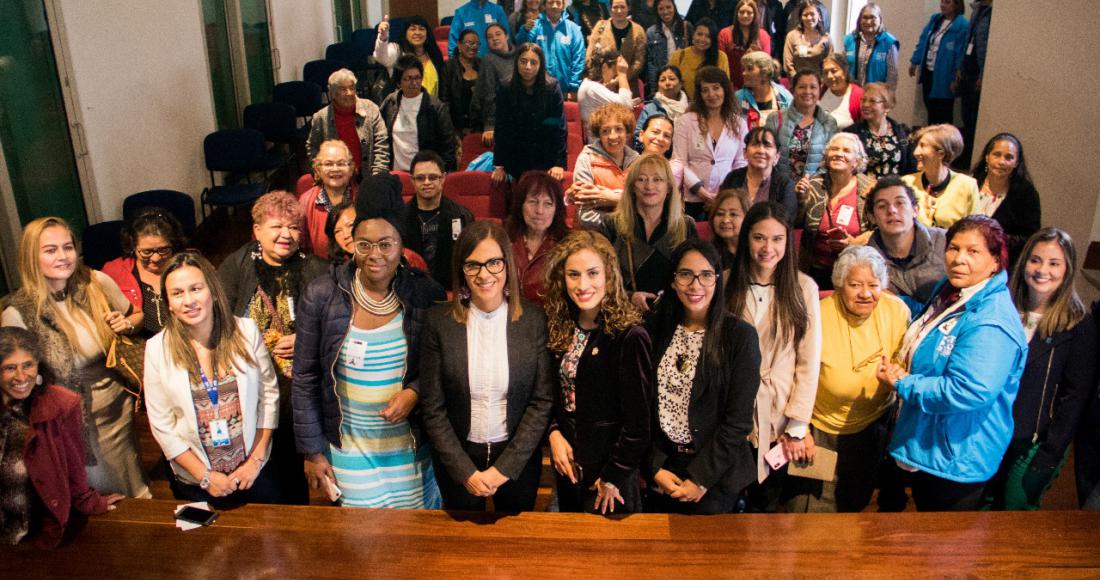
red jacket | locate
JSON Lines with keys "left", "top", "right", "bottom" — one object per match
{"left": 299, "top": 183, "right": 358, "bottom": 259}
{"left": 24, "top": 385, "right": 111, "bottom": 547}
{"left": 510, "top": 233, "right": 557, "bottom": 304}
{"left": 101, "top": 257, "right": 141, "bottom": 309}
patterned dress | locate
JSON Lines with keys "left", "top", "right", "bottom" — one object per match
{"left": 328, "top": 313, "right": 441, "bottom": 508}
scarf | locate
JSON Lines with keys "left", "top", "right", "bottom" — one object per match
{"left": 654, "top": 90, "right": 689, "bottom": 122}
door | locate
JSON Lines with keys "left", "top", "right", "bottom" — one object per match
{"left": 333, "top": 0, "right": 363, "bottom": 42}
{"left": 201, "top": 0, "right": 278, "bottom": 129}
{"left": 239, "top": 0, "right": 276, "bottom": 103}
{"left": 0, "top": 0, "right": 90, "bottom": 290}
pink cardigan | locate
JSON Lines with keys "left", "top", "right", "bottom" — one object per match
{"left": 670, "top": 113, "right": 749, "bottom": 204}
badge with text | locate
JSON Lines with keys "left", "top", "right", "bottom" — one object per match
{"left": 210, "top": 419, "right": 231, "bottom": 447}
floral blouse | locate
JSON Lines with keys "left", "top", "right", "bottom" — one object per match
{"left": 864, "top": 125, "right": 903, "bottom": 178}
{"left": 656, "top": 325, "right": 705, "bottom": 445}
{"left": 789, "top": 124, "right": 812, "bottom": 179}
{"left": 558, "top": 327, "right": 591, "bottom": 414}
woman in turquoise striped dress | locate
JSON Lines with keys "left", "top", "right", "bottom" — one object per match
{"left": 293, "top": 174, "right": 447, "bottom": 508}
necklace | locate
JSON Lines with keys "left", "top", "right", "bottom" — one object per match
{"left": 352, "top": 272, "right": 400, "bottom": 316}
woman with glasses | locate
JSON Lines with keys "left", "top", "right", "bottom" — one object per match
{"left": 543, "top": 230, "right": 652, "bottom": 514}
{"left": 300, "top": 140, "right": 358, "bottom": 260}
{"left": 644, "top": 239, "right": 760, "bottom": 514}
{"left": 844, "top": 83, "right": 915, "bottom": 179}
{"left": 293, "top": 174, "right": 445, "bottom": 508}
{"left": 419, "top": 221, "right": 553, "bottom": 511}
{"left": 784, "top": 246, "right": 910, "bottom": 512}
{"left": 102, "top": 207, "right": 187, "bottom": 338}
{"left": 440, "top": 28, "right": 483, "bottom": 136}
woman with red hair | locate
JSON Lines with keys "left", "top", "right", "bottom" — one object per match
{"left": 507, "top": 171, "right": 569, "bottom": 304}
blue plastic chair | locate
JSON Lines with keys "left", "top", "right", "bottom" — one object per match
{"left": 81, "top": 220, "right": 125, "bottom": 270}
{"left": 272, "top": 81, "right": 323, "bottom": 124}
{"left": 122, "top": 190, "right": 197, "bottom": 238}
{"left": 200, "top": 128, "right": 275, "bottom": 219}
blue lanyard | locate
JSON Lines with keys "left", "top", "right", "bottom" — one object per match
{"left": 198, "top": 367, "right": 219, "bottom": 407}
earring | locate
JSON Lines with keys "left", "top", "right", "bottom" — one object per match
{"left": 36, "top": 374, "right": 43, "bottom": 386}
{"left": 460, "top": 286, "right": 471, "bottom": 301}
{"left": 504, "top": 287, "right": 511, "bottom": 299}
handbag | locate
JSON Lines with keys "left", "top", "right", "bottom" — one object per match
{"left": 106, "top": 333, "right": 146, "bottom": 411}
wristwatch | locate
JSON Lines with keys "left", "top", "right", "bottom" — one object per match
{"left": 199, "top": 468, "right": 212, "bottom": 490}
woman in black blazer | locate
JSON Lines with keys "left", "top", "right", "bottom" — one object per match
{"left": 418, "top": 221, "right": 554, "bottom": 512}
{"left": 972, "top": 133, "right": 1041, "bottom": 269}
{"left": 644, "top": 239, "right": 761, "bottom": 514}
{"left": 543, "top": 229, "right": 653, "bottom": 514}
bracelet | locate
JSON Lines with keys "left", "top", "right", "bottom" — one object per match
{"left": 125, "top": 319, "right": 135, "bottom": 333}
{"left": 249, "top": 456, "right": 265, "bottom": 465}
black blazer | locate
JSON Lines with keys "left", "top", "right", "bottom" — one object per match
{"left": 402, "top": 196, "right": 474, "bottom": 290}
{"left": 552, "top": 324, "right": 653, "bottom": 489}
{"left": 646, "top": 314, "right": 761, "bottom": 496}
{"left": 720, "top": 167, "right": 798, "bottom": 220}
{"left": 418, "top": 302, "right": 554, "bottom": 484}
{"left": 990, "top": 179, "right": 1041, "bottom": 268}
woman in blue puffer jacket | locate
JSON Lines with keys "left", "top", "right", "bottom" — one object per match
{"left": 879, "top": 215, "right": 1027, "bottom": 511}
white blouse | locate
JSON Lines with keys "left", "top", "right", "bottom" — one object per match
{"left": 466, "top": 302, "right": 510, "bottom": 443}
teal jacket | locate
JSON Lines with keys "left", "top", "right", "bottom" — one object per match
{"left": 764, "top": 104, "right": 837, "bottom": 181}
{"left": 843, "top": 30, "right": 898, "bottom": 85}
{"left": 515, "top": 13, "right": 586, "bottom": 93}
{"left": 888, "top": 271, "right": 1028, "bottom": 483}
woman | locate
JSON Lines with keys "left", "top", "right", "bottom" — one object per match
{"left": 980, "top": 229, "right": 1098, "bottom": 510}
{"left": 508, "top": 170, "right": 569, "bottom": 303}
{"left": 585, "top": 0, "right": 647, "bottom": 97}
{"left": 630, "top": 0, "right": 659, "bottom": 31}
{"left": 908, "top": 0, "right": 968, "bottom": 126}
{"left": 880, "top": 216, "right": 1027, "bottom": 511}
{"left": 635, "top": 65, "right": 689, "bottom": 150}
{"left": 439, "top": 28, "right": 482, "bottom": 136}
{"left": 799, "top": 133, "right": 876, "bottom": 289}
{"left": 735, "top": 50, "right": 792, "bottom": 129}
{"left": 644, "top": 0, "right": 691, "bottom": 98}
{"left": 472, "top": 22, "right": 515, "bottom": 148}
{"left": 577, "top": 50, "right": 634, "bottom": 135}
{"left": 570, "top": 103, "right": 639, "bottom": 215}
{"left": 784, "top": 246, "right": 910, "bottom": 513}
{"left": 380, "top": 54, "right": 458, "bottom": 172}
{"left": 144, "top": 253, "right": 280, "bottom": 505}
{"left": 293, "top": 175, "right": 444, "bottom": 508}
{"left": 669, "top": 18, "right": 729, "bottom": 101}
{"left": 783, "top": 0, "right": 832, "bottom": 78}
{"left": 101, "top": 207, "right": 186, "bottom": 338}
{"left": 2, "top": 217, "right": 150, "bottom": 499}
{"left": 765, "top": 69, "right": 838, "bottom": 184}
{"left": 637, "top": 113, "right": 676, "bottom": 158}
{"left": 685, "top": 0, "right": 732, "bottom": 29}
{"left": 843, "top": 2, "right": 899, "bottom": 88}
{"left": 720, "top": 126, "right": 798, "bottom": 219}
{"left": 324, "top": 199, "right": 357, "bottom": 264}
{"left": 0, "top": 327, "right": 124, "bottom": 547}
{"left": 819, "top": 53, "right": 863, "bottom": 130}
{"left": 299, "top": 139, "right": 358, "bottom": 259}
{"left": 567, "top": 0, "right": 610, "bottom": 40}
{"left": 645, "top": 239, "right": 760, "bottom": 513}
{"left": 709, "top": 187, "right": 753, "bottom": 273}
{"left": 217, "top": 191, "right": 327, "bottom": 504}
{"left": 670, "top": 65, "right": 748, "bottom": 220}
{"left": 581, "top": 154, "right": 698, "bottom": 312}
{"left": 492, "top": 43, "right": 567, "bottom": 183}
{"left": 374, "top": 15, "right": 446, "bottom": 96}
{"left": 509, "top": 0, "right": 543, "bottom": 42}
{"left": 972, "top": 133, "right": 1041, "bottom": 268}
{"left": 419, "top": 221, "right": 554, "bottom": 511}
{"left": 725, "top": 202, "right": 821, "bottom": 510}
{"left": 844, "top": 83, "right": 916, "bottom": 178}
{"left": 718, "top": 0, "right": 771, "bottom": 89}
{"left": 902, "top": 124, "right": 980, "bottom": 229}
{"left": 543, "top": 230, "right": 651, "bottom": 514}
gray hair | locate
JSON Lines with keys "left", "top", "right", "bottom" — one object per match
{"left": 740, "top": 51, "right": 778, "bottom": 82}
{"left": 825, "top": 132, "right": 869, "bottom": 174}
{"left": 831, "top": 245, "right": 889, "bottom": 290}
{"left": 328, "top": 68, "right": 358, "bottom": 94}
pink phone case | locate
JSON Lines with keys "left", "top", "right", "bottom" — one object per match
{"left": 764, "top": 444, "right": 789, "bottom": 470}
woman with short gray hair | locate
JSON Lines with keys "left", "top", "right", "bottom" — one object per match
{"left": 734, "top": 51, "right": 791, "bottom": 129}
{"left": 784, "top": 245, "right": 911, "bottom": 512}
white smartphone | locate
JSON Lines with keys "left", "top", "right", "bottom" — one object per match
{"left": 324, "top": 475, "right": 342, "bottom": 502}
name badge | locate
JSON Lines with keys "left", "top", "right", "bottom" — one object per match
{"left": 798, "top": 44, "right": 809, "bottom": 57}
{"left": 210, "top": 419, "right": 231, "bottom": 447}
{"left": 966, "top": 41, "right": 974, "bottom": 56}
{"left": 938, "top": 318, "right": 958, "bottom": 335}
{"left": 452, "top": 218, "right": 463, "bottom": 240}
{"left": 484, "top": 14, "right": 493, "bottom": 23}
{"left": 465, "top": 21, "right": 475, "bottom": 27}
{"left": 345, "top": 339, "right": 370, "bottom": 368}
{"left": 561, "top": 34, "right": 572, "bottom": 45}
{"left": 835, "top": 205, "right": 855, "bottom": 227}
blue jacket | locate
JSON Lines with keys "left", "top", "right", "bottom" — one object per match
{"left": 910, "top": 13, "right": 969, "bottom": 99}
{"left": 449, "top": 0, "right": 510, "bottom": 57}
{"left": 764, "top": 104, "right": 837, "bottom": 181}
{"left": 888, "top": 271, "right": 1028, "bottom": 483}
{"left": 843, "top": 30, "right": 898, "bottom": 85}
{"left": 515, "top": 13, "right": 586, "bottom": 93}
{"left": 735, "top": 82, "right": 792, "bottom": 129}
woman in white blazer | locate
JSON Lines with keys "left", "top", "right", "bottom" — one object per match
{"left": 144, "top": 252, "right": 281, "bottom": 505}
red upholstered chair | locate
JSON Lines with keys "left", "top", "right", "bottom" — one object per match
{"left": 633, "top": 101, "right": 643, "bottom": 120}
{"left": 694, "top": 220, "right": 713, "bottom": 241}
{"left": 443, "top": 170, "right": 493, "bottom": 219}
{"left": 561, "top": 170, "right": 577, "bottom": 228}
{"left": 819, "top": 290, "right": 834, "bottom": 299}
{"left": 296, "top": 173, "right": 315, "bottom": 195}
{"left": 404, "top": 248, "right": 428, "bottom": 271}
{"left": 434, "top": 25, "right": 449, "bottom": 42}
{"left": 459, "top": 132, "right": 491, "bottom": 170}
{"left": 563, "top": 101, "right": 583, "bottom": 144}
{"left": 392, "top": 170, "right": 415, "bottom": 201}
{"left": 566, "top": 132, "right": 584, "bottom": 171}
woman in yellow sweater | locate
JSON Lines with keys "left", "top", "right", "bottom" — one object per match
{"left": 669, "top": 18, "right": 729, "bottom": 100}
{"left": 785, "top": 245, "right": 910, "bottom": 512}
{"left": 902, "top": 124, "right": 981, "bottom": 229}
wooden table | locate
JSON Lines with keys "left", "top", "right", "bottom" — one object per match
{"left": 4, "top": 499, "right": 1099, "bottom": 577}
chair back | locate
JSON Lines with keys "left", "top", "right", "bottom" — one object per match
{"left": 303, "top": 59, "right": 347, "bottom": 94}
{"left": 122, "top": 190, "right": 197, "bottom": 237}
{"left": 203, "top": 129, "right": 267, "bottom": 173}
{"left": 81, "top": 220, "right": 125, "bottom": 270}
{"left": 243, "top": 102, "right": 298, "bottom": 142}
{"left": 296, "top": 173, "right": 316, "bottom": 195}
{"left": 459, "top": 132, "right": 491, "bottom": 170}
{"left": 443, "top": 171, "right": 493, "bottom": 218}
{"left": 272, "top": 81, "right": 324, "bottom": 119}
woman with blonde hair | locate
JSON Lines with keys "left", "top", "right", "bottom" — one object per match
{"left": 543, "top": 229, "right": 652, "bottom": 513}
{"left": 2, "top": 217, "right": 150, "bottom": 498}
{"left": 580, "top": 153, "right": 698, "bottom": 313}
{"left": 902, "top": 123, "right": 980, "bottom": 229}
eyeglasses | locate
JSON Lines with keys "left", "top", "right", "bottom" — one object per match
{"left": 673, "top": 269, "right": 717, "bottom": 287}
{"left": 860, "top": 98, "right": 886, "bottom": 105}
{"left": 136, "top": 246, "right": 173, "bottom": 259}
{"left": 354, "top": 239, "right": 398, "bottom": 255}
{"left": 319, "top": 160, "right": 351, "bottom": 169}
{"left": 462, "top": 257, "right": 506, "bottom": 276}
{"left": 412, "top": 174, "right": 443, "bottom": 183}
{"left": 461, "top": 40, "right": 480, "bottom": 48}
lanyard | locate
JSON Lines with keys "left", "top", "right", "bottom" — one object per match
{"left": 199, "top": 366, "right": 220, "bottom": 407}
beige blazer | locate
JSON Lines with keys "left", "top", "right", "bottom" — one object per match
{"left": 585, "top": 19, "right": 647, "bottom": 93}
{"left": 740, "top": 272, "right": 822, "bottom": 482}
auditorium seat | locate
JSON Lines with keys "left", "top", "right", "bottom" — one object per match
{"left": 459, "top": 132, "right": 491, "bottom": 170}
{"left": 393, "top": 170, "right": 415, "bottom": 202}
{"left": 296, "top": 173, "right": 314, "bottom": 195}
{"left": 443, "top": 170, "right": 493, "bottom": 218}
{"left": 695, "top": 220, "right": 712, "bottom": 241}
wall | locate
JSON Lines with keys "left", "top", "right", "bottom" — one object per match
{"left": 56, "top": 0, "right": 216, "bottom": 222}
{"left": 269, "top": 0, "right": 335, "bottom": 83}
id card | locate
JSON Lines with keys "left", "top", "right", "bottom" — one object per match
{"left": 451, "top": 218, "right": 463, "bottom": 240}
{"left": 835, "top": 205, "right": 855, "bottom": 227}
{"left": 345, "top": 338, "right": 370, "bottom": 368}
{"left": 210, "top": 419, "right": 231, "bottom": 447}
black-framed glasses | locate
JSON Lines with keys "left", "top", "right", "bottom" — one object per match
{"left": 354, "top": 239, "right": 398, "bottom": 255}
{"left": 412, "top": 173, "right": 443, "bottom": 183}
{"left": 462, "top": 257, "right": 506, "bottom": 276}
{"left": 136, "top": 246, "right": 173, "bottom": 259}
{"left": 673, "top": 269, "right": 717, "bottom": 287}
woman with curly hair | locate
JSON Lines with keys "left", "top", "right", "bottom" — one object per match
{"left": 543, "top": 230, "right": 653, "bottom": 514}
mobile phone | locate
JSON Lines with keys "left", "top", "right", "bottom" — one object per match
{"left": 324, "top": 475, "right": 343, "bottom": 502}
{"left": 174, "top": 505, "right": 218, "bottom": 526}
{"left": 764, "top": 444, "right": 789, "bottom": 471}
{"left": 569, "top": 460, "right": 584, "bottom": 484}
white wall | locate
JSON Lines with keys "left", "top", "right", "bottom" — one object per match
{"left": 270, "top": 0, "right": 335, "bottom": 83}
{"left": 439, "top": 0, "right": 464, "bottom": 22}
{"left": 872, "top": 0, "right": 939, "bottom": 127}
{"left": 56, "top": 0, "right": 216, "bottom": 222}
